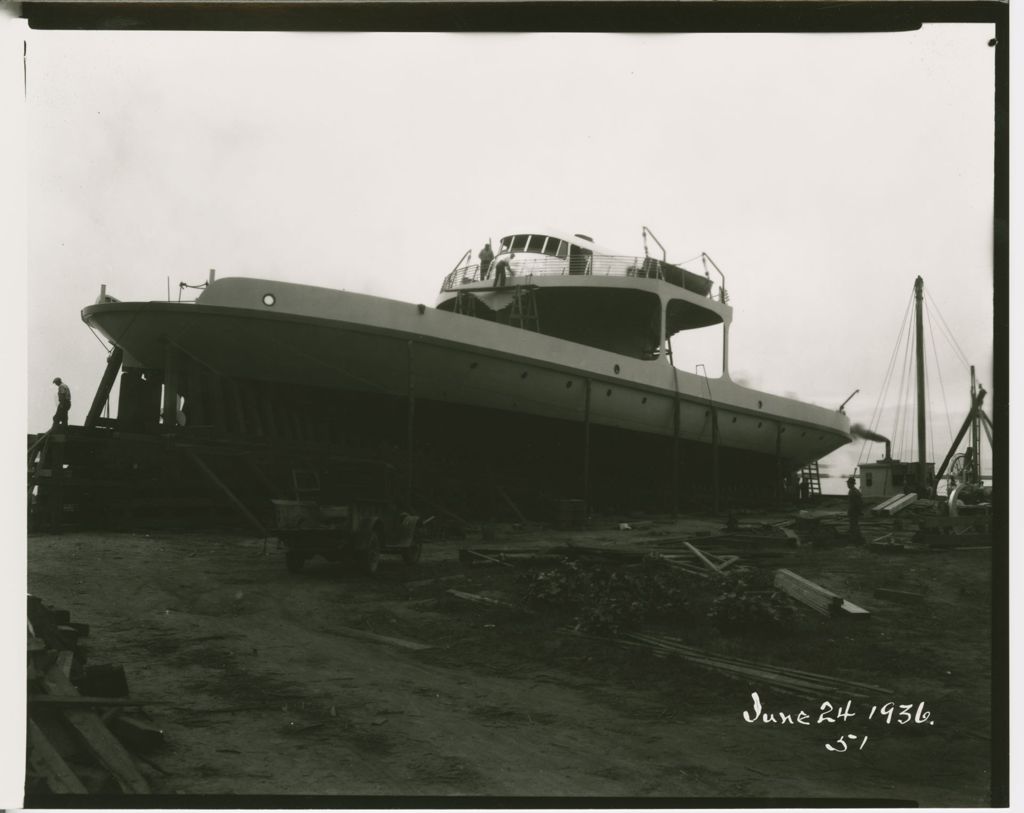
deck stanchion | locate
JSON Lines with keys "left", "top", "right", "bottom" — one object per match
{"left": 407, "top": 340, "right": 416, "bottom": 500}
{"left": 672, "top": 392, "right": 680, "bottom": 516}
{"left": 161, "top": 343, "right": 180, "bottom": 430}
{"left": 775, "top": 423, "right": 783, "bottom": 506}
{"left": 711, "top": 407, "right": 720, "bottom": 515}
{"left": 186, "top": 358, "right": 207, "bottom": 429}
{"left": 583, "top": 377, "right": 591, "bottom": 520}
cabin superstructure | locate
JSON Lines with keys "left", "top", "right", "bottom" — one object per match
{"left": 437, "top": 229, "right": 733, "bottom": 370}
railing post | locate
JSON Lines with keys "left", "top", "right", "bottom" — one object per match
{"left": 582, "top": 377, "right": 591, "bottom": 520}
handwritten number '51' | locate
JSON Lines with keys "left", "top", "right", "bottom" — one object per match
{"left": 826, "top": 734, "right": 869, "bottom": 752}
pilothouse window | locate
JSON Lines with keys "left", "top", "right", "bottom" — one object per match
{"left": 527, "top": 235, "right": 546, "bottom": 253}
{"left": 511, "top": 234, "right": 529, "bottom": 252}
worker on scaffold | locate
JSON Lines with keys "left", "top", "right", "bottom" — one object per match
{"left": 52, "top": 377, "right": 71, "bottom": 429}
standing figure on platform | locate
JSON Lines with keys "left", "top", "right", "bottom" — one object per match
{"left": 52, "top": 377, "right": 71, "bottom": 428}
{"left": 478, "top": 241, "right": 494, "bottom": 281}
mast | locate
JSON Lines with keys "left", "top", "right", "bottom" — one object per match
{"left": 970, "top": 365, "right": 980, "bottom": 481}
{"left": 914, "top": 276, "right": 927, "bottom": 491}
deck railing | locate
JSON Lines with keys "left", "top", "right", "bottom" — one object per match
{"left": 441, "top": 253, "right": 728, "bottom": 302}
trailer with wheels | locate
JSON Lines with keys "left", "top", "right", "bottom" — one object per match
{"left": 271, "top": 463, "right": 420, "bottom": 575}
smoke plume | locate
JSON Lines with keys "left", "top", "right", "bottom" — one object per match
{"left": 850, "top": 423, "right": 889, "bottom": 444}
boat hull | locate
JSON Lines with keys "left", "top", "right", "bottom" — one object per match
{"left": 81, "top": 279, "right": 850, "bottom": 501}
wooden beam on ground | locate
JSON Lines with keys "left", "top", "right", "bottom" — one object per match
{"left": 40, "top": 665, "right": 150, "bottom": 794}
{"left": 774, "top": 568, "right": 843, "bottom": 616}
{"left": 27, "top": 718, "right": 88, "bottom": 794}
{"left": 683, "top": 541, "right": 723, "bottom": 573}
{"left": 447, "top": 589, "right": 529, "bottom": 612}
{"left": 872, "top": 493, "right": 918, "bottom": 515}
{"left": 332, "top": 625, "right": 433, "bottom": 651}
{"left": 185, "top": 449, "right": 269, "bottom": 537}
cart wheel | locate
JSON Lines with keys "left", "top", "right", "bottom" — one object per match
{"left": 285, "top": 551, "right": 305, "bottom": 573}
{"left": 401, "top": 540, "right": 422, "bottom": 565}
{"left": 359, "top": 531, "right": 381, "bottom": 576}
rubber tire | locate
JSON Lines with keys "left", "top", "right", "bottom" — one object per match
{"left": 360, "top": 531, "right": 381, "bottom": 576}
{"left": 401, "top": 541, "right": 422, "bottom": 566}
{"left": 285, "top": 551, "right": 305, "bottom": 573}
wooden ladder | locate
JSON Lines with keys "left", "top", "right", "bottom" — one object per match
{"left": 508, "top": 286, "right": 540, "bottom": 332}
{"left": 800, "top": 460, "right": 822, "bottom": 497}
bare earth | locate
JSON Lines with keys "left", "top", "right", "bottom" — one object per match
{"left": 26, "top": 510, "right": 994, "bottom": 804}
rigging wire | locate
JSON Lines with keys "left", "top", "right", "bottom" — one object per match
{"left": 924, "top": 299, "right": 956, "bottom": 451}
{"left": 858, "top": 291, "right": 914, "bottom": 466}
{"left": 894, "top": 309, "right": 917, "bottom": 462}
{"left": 924, "top": 290, "right": 972, "bottom": 369}
{"left": 889, "top": 305, "right": 909, "bottom": 459}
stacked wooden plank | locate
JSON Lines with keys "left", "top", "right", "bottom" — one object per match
{"left": 773, "top": 569, "right": 870, "bottom": 619}
{"left": 26, "top": 597, "right": 162, "bottom": 796}
{"left": 773, "top": 569, "right": 842, "bottom": 616}
{"left": 872, "top": 493, "right": 918, "bottom": 516}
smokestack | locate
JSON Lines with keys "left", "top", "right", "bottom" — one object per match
{"left": 851, "top": 423, "right": 892, "bottom": 461}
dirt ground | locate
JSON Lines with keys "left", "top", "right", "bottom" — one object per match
{"left": 26, "top": 502, "right": 996, "bottom": 804}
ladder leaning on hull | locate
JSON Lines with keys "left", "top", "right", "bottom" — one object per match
{"left": 799, "top": 460, "right": 822, "bottom": 497}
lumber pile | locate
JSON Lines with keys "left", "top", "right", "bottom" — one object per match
{"left": 26, "top": 596, "right": 163, "bottom": 796}
{"left": 773, "top": 569, "right": 870, "bottom": 619}
{"left": 871, "top": 493, "right": 918, "bottom": 516}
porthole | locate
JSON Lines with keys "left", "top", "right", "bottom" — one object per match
{"left": 641, "top": 397, "right": 648, "bottom": 404}
{"left": 566, "top": 381, "right": 573, "bottom": 389}
{"left": 801, "top": 431, "right": 806, "bottom": 437}
{"left": 731, "top": 417, "right": 737, "bottom": 423}
{"left": 757, "top": 400, "right": 763, "bottom": 409}
{"left": 757, "top": 422, "right": 763, "bottom": 428}
{"left": 470, "top": 362, "right": 478, "bottom": 370}
{"left": 521, "top": 371, "right": 528, "bottom": 379}
{"left": 262, "top": 293, "right": 276, "bottom": 307}
{"left": 614, "top": 364, "right": 621, "bottom": 375}
{"left": 606, "top": 389, "right": 612, "bottom": 397}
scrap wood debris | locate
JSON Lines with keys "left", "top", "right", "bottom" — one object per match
{"left": 26, "top": 596, "right": 164, "bottom": 796}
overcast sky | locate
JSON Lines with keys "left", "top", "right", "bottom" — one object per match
{"left": 23, "top": 24, "right": 996, "bottom": 478}
{"left": 0, "top": 17, "right": 1004, "bottom": 806}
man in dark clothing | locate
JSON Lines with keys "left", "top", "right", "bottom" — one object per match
{"left": 478, "top": 242, "right": 494, "bottom": 281}
{"left": 493, "top": 253, "right": 514, "bottom": 288}
{"left": 52, "top": 377, "right": 71, "bottom": 428}
{"left": 846, "top": 476, "right": 863, "bottom": 542}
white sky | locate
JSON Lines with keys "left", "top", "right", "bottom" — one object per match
{"left": 23, "top": 25, "right": 996, "bottom": 478}
{"left": 0, "top": 16, "right": 1010, "bottom": 808}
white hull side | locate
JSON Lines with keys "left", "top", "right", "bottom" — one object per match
{"left": 82, "top": 279, "right": 851, "bottom": 466}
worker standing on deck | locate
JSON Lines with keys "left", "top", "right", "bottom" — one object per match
{"left": 493, "top": 253, "right": 514, "bottom": 288}
{"left": 478, "top": 241, "right": 494, "bottom": 281}
{"left": 52, "top": 377, "right": 71, "bottom": 428}
{"left": 846, "top": 476, "right": 863, "bottom": 543}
